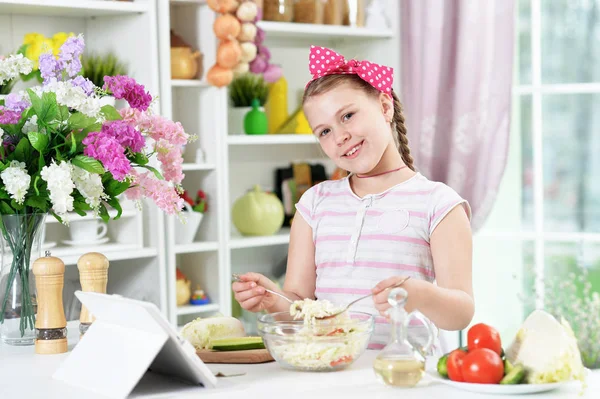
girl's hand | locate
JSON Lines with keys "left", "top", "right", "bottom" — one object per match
{"left": 371, "top": 276, "right": 422, "bottom": 318}
{"left": 232, "top": 272, "right": 280, "bottom": 313}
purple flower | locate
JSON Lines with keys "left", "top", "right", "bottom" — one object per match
{"left": 4, "top": 93, "right": 30, "bottom": 113}
{"left": 101, "top": 120, "right": 145, "bottom": 152}
{"left": 103, "top": 75, "right": 152, "bottom": 111}
{"left": 83, "top": 131, "right": 131, "bottom": 181}
{"left": 59, "top": 35, "right": 85, "bottom": 77}
{"left": 70, "top": 76, "right": 94, "bottom": 96}
{"left": 39, "top": 52, "right": 60, "bottom": 84}
{"left": 0, "top": 106, "right": 21, "bottom": 124}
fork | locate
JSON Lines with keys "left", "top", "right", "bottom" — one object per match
{"left": 317, "top": 276, "right": 412, "bottom": 320}
{"left": 231, "top": 273, "right": 294, "bottom": 304}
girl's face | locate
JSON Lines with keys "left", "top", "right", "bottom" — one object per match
{"left": 303, "top": 83, "right": 395, "bottom": 175}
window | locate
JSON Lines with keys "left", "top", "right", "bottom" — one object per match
{"left": 470, "top": 0, "right": 600, "bottom": 356}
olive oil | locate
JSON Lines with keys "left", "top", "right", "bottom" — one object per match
{"left": 373, "top": 357, "right": 425, "bottom": 387}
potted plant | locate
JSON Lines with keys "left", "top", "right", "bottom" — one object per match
{"left": 228, "top": 73, "right": 268, "bottom": 135}
{"left": 0, "top": 34, "right": 190, "bottom": 345}
{"left": 175, "top": 190, "right": 208, "bottom": 245}
{"left": 81, "top": 52, "right": 128, "bottom": 107}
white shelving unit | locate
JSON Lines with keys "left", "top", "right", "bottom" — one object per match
{"left": 0, "top": 0, "right": 168, "bottom": 321}
{"left": 157, "top": 0, "right": 400, "bottom": 329}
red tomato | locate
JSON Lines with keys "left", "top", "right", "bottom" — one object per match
{"left": 447, "top": 349, "right": 467, "bottom": 382}
{"left": 461, "top": 348, "right": 504, "bottom": 384}
{"left": 330, "top": 356, "right": 353, "bottom": 367}
{"left": 467, "top": 323, "right": 502, "bottom": 356}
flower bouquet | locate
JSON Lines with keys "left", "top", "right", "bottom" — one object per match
{"left": 0, "top": 34, "right": 189, "bottom": 344}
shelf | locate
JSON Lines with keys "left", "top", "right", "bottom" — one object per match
{"left": 227, "top": 134, "right": 317, "bottom": 145}
{"left": 0, "top": 0, "right": 149, "bottom": 17}
{"left": 171, "top": 79, "right": 210, "bottom": 88}
{"left": 175, "top": 241, "right": 219, "bottom": 254}
{"left": 45, "top": 209, "right": 137, "bottom": 224}
{"left": 177, "top": 303, "right": 220, "bottom": 316}
{"left": 229, "top": 228, "right": 290, "bottom": 249}
{"left": 170, "top": 0, "right": 205, "bottom": 5}
{"left": 181, "top": 163, "right": 216, "bottom": 171}
{"left": 257, "top": 21, "right": 394, "bottom": 40}
{"left": 50, "top": 244, "right": 158, "bottom": 266}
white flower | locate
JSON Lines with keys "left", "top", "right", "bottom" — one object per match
{"left": 43, "top": 80, "right": 101, "bottom": 118}
{"left": 41, "top": 160, "right": 75, "bottom": 218}
{"left": 72, "top": 165, "right": 107, "bottom": 210}
{"left": 22, "top": 115, "right": 40, "bottom": 135}
{"left": 0, "top": 161, "right": 30, "bottom": 204}
{"left": 0, "top": 127, "right": 4, "bottom": 141}
{"left": 0, "top": 54, "right": 33, "bottom": 85}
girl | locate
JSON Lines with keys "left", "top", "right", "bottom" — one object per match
{"left": 232, "top": 45, "right": 474, "bottom": 351}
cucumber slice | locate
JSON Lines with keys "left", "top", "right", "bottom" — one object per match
{"left": 500, "top": 364, "right": 526, "bottom": 385}
{"left": 211, "top": 336, "right": 265, "bottom": 351}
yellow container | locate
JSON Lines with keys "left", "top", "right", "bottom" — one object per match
{"left": 265, "top": 76, "right": 288, "bottom": 133}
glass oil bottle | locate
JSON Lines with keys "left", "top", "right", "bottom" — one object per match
{"left": 373, "top": 287, "right": 435, "bottom": 388}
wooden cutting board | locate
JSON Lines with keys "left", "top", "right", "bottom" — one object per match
{"left": 196, "top": 348, "right": 275, "bottom": 364}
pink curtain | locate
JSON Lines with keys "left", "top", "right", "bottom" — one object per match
{"left": 400, "top": 0, "right": 515, "bottom": 232}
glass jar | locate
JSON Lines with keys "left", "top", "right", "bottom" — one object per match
{"left": 293, "top": 0, "right": 326, "bottom": 24}
{"left": 263, "top": 0, "right": 294, "bottom": 22}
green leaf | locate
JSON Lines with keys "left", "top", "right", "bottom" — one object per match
{"left": 70, "top": 131, "right": 77, "bottom": 154}
{"left": 130, "top": 152, "right": 149, "bottom": 166}
{"left": 13, "top": 138, "right": 32, "bottom": 162}
{"left": 0, "top": 201, "right": 14, "bottom": 214}
{"left": 106, "top": 197, "right": 123, "bottom": 220}
{"left": 71, "top": 155, "right": 105, "bottom": 174}
{"left": 104, "top": 177, "right": 130, "bottom": 197}
{"left": 39, "top": 91, "right": 59, "bottom": 123}
{"left": 25, "top": 196, "right": 48, "bottom": 212}
{"left": 10, "top": 199, "right": 24, "bottom": 211}
{"left": 27, "top": 132, "right": 49, "bottom": 153}
{"left": 27, "top": 89, "right": 43, "bottom": 115}
{"left": 49, "top": 210, "right": 64, "bottom": 224}
{"left": 0, "top": 189, "right": 9, "bottom": 200}
{"left": 101, "top": 105, "right": 122, "bottom": 121}
{"left": 68, "top": 112, "right": 96, "bottom": 130}
{"left": 140, "top": 165, "right": 164, "bottom": 180}
{"left": 57, "top": 105, "right": 70, "bottom": 122}
{"left": 33, "top": 176, "right": 41, "bottom": 196}
{"left": 82, "top": 122, "right": 102, "bottom": 135}
{"left": 98, "top": 203, "right": 109, "bottom": 222}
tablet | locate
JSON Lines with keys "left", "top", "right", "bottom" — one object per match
{"left": 53, "top": 291, "right": 217, "bottom": 399}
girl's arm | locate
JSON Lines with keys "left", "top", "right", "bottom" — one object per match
{"left": 372, "top": 205, "right": 475, "bottom": 330}
{"left": 265, "top": 213, "right": 318, "bottom": 313}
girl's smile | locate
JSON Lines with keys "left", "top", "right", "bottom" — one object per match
{"left": 342, "top": 140, "right": 364, "bottom": 159}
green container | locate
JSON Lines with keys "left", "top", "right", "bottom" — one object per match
{"left": 243, "top": 98, "right": 268, "bottom": 135}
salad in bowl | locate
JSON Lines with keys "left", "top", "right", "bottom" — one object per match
{"left": 257, "top": 299, "right": 374, "bottom": 371}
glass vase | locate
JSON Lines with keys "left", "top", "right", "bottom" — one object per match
{"left": 0, "top": 213, "right": 46, "bottom": 345}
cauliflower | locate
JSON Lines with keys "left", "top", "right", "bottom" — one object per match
{"left": 180, "top": 316, "right": 245, "bottom": 350}
{"left": 506, "top": 310, "right": 586, "bottom": 385}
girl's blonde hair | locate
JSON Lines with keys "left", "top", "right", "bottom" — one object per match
{"left": 303, "top": 74, "right": 415, "bottom": 171}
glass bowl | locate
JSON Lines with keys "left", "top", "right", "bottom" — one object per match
{"left": 257, "top": 311, "right": 374, "bottom": 372}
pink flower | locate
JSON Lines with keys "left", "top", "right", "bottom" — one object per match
{"left": 156, "top": 139, "right": 184, "bottom": 184}
{"left": 101, "top": 120, "right": 145, "bottom": 153}
{"left": 103, "top": 75, "right": 152, "bottom": 111}
{"left": 125, "top": 169, "right": 184, "bottom": 215}
{"left": 0, "top": 106, "right": 22, "bottom": 124}
{"left": 83, "top": 131, "right": 131, "bottom": 181}
{"left": 144, "top": 115, "right": 189, "bottom": 147}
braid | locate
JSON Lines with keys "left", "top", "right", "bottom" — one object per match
{"left": 390, "top": 90, "right": 415, "bottom": 171}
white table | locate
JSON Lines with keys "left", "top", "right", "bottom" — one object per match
{"left": 1, "top": 327, "right": 597, "bottom": 399}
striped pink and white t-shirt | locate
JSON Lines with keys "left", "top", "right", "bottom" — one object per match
{"left": 294, "top": 172, "right": 472, "bottom": 353}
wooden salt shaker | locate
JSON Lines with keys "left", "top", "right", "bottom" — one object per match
{"left": 33, "top": 252, "right": 68, "bottom": 354}
{"left": 77, "top": 252, "right": 109, "bottom": 337}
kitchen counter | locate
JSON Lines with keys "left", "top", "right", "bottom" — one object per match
{"left": 1, "top": 326, "right": 597, "bottom": 399}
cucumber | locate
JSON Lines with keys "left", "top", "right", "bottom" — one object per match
{"left": 504, "top": 358, "right": 514, "bottom": 375}
{"left": 437, "top": 354, "right": 449, "bottom": 378}
{"left": 211, "top": 336, "right": 265, "bottom": 351}
{"left": 500, "top": 364, "right": 525, "bottom": 385}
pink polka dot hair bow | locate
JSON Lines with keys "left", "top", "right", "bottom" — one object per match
{"left": 306, "top": 45, "right": 394, "bottom": 94}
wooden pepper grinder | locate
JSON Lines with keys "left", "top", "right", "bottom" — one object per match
{"left": 77, "top": 252, "right": 109, "bottom": 337}
{"left": 32, "top": 252, "right": 68, "bottom": 354}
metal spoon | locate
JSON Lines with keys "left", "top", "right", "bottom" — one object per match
{"left": 316, "top": 276, "right": 412, "bottom": 320}
{"left": 231, "top": 274, "right": 294, "bottom": 304}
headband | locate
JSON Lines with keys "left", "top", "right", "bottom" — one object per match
{"left": 306, "top": 45, "right": 393, "bottom": 94}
